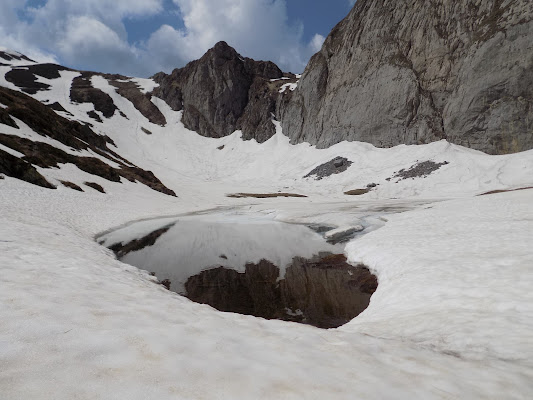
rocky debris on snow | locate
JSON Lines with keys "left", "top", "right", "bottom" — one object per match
{"left": 391, "top": 160, "right": 449, "bottom": 181}
{"left": 0, "top": 87, "right": 176, "bottom": 196}
{"left": 344, "top": 188, "right": 370, "bottom": 196}
{"left": 304, "top": 157, "right": 352, "bottom": 180}
{"left": 60, "top": 180, "right": 83, "bottom": 192}
{"left": 160, "top": 279, "right": 172, "bottom": 290}
{"left": 152, "top": 41, "right": 295, "bottom": 143}
{"left": 84, "top": 181, "right": 105, "bottom": 193}
{"left": 324, "top": 225, "right": 365, "bottom": 244}
{"left": 184, "top": 254, "right": 377, "bottom": 329}
{"left": 0, "top": 148, "right": 55, "bottom": 189}
{"left": 479, "top": 186, "right": 533, "bottom": 196}
{"left": 227, "top": 192, "right": 307, "bottom": 198}
{"left": 279, "top": 0, "right": 533, "bottom": 154}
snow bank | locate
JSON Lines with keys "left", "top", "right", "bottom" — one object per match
{"left": 1, "top": 59, "right": 533, "bottom": 399}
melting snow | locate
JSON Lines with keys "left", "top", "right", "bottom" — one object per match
{"left": 0, "top": 57, "right": 532, "bottom": 399}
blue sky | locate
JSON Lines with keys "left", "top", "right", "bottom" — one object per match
{"left": 1, "top": 0, "right": 355, "bottom": 77}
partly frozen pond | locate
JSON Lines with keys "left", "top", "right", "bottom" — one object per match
{"left": 99, "top": 214, "right": 377, "bottom": 328}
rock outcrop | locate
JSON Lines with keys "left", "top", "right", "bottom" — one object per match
{"left": 152, "top": 41, "right": 297, "bottom": 142}
{"left": 0, "top": 87, "right": 176, "bottom": 196}
{"left": 183, "top": 254, "right": 377, "bottom": 329}
{"left": 279, "top": 0, "right": 533, "bottom": 154}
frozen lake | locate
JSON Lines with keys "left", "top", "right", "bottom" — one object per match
{"left": 99, "top": 214, "right": 377, "bottom": 328}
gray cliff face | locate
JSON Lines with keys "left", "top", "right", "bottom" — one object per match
{"left": 152, "top": 41, "right": 296, "bottom": 142}
{"left": 279, "top": 0, "right": 533, "bottom": 154}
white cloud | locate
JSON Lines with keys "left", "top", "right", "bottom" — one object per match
{"left": 0, "top": 0, "right": 325, "bottom": 76}
{"left": 145, "top": 0, "right": 321, "bottom": 73}
{"left": 309, "top": 34, "right": 326, "bottom": 53}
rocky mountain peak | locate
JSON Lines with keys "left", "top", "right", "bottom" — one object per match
{"left": 209, "top": 40, "right": 239, "bottom": 59}
{"left": 151, "top": 41, "right": 293, "bottom": 142}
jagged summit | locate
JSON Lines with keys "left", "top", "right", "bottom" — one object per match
{"left": 210, "top": 40, "right": 239, "bottom": 58}
{"left": 151, "top": 41, "right": 295, "bottom": 142}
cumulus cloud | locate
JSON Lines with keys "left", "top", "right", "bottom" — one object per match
{"left": 143, "top": 0, "right": 320, "bottom": 73}
{"left": 309, "top": 34, "right": 326, "bottom": 53}
{"left": 0, "top": 0, "right": 325, "bottom": 76}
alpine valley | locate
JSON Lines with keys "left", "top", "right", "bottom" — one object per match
{"left": 1, "top": 1, "right": 532, "bottom": 399}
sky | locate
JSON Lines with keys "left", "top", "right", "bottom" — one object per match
{"left": 0, "top": 0, "right": 356, "bottom": 77}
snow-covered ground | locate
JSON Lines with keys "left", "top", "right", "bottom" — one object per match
{"left": 1, "top": 60, "right": 533, "bottom": 399}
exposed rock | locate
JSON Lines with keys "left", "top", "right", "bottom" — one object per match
{"left": 344, "top": 188, "right": 370, "bottom": 196}
{"left": 392, "top": 160, "right": 449, "bottom": 181}
{"left": 280, "top": 254, "right": 377, "bottom": 328}
{"left": 304, "top": 157, "right": 353, "bottom": 180}
{"left": 152, "top": 41, "right": 293, "bottom": 142}
{"left": 87, "top": 110, "right": 103, "bottom": 123}
{"left": 0, "top": 50, "right": 35, "bottom": 64}
{"left": 279, "top": 0, "right": 533, "bottom": 154}
{"left": 227, "top": 192, "right": 307, "bottom": 198}
{"left": 479, "top": 186, "right": 533, "bottom": 196}
{"left": 60, "top": 180, "right": 84, "bottom": 192}
{"left": 84, "top": 181, "right": 105, "bottom": 193}
{"left": 160, "top": 279, "right": 172, "bottom": 290}
{"left": 47, "top": 102, "right": 73, "bottom": 116}
{"left": 0, "top": 148, "right": 55, "bottom": 189}
{"left": 5, "top": 64, "right": 71, "bottom": 94}
{"left": 107, "top": 77, "right": 166, "bottom": 126}
{"left": 70, "top": 72, "right": 117, "bottom": 118}
{"left": 0, "top": 87, "right": 176, "bottom": 196}
{"left": 184, "top": 254, "right": 377, "bottom": 329}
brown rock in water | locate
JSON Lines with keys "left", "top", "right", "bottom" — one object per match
{"left": 184, "top": 254, "right": 377, "bottom": 329}
{"left": 280, "top": 254, "right": 377, "bottom": 328}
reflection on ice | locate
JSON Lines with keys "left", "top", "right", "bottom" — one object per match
{"left": 103, "top": 215, "right": 344, "bottom": 293}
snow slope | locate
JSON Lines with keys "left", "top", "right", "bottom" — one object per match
{"left": 1, "top": 56, "right": 533, "bottom": 399}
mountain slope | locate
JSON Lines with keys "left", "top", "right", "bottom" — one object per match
{"left": 152, "top": 41, "right": 297, "bottom": 142}
{"left": 1, "top": 23, "right": 533, "bottom": 400}
{"left": 279, "top": 0, "right": 533, "bottom": 154}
